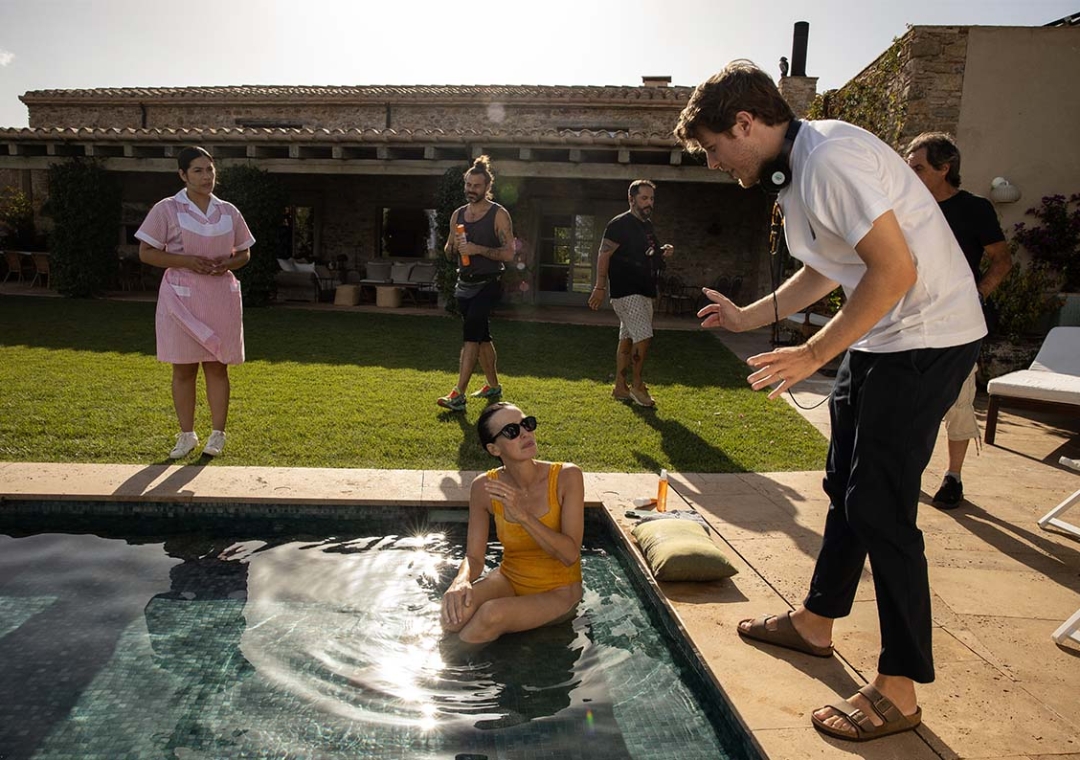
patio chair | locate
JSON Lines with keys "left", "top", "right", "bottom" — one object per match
{"left": 657, "top": 274, "right": 694, "bottom": 315}
{"left": 984, "top": 327, "right": 1080, "bottom": 445}
{"left": 1039, "top": 455, "right": 1080, "bottom": 645}
{"left": 30, "top": 252, "right": 50, "bottom": 288}
{"left": 4, "top": 250, "right": 29, "bottom": 283}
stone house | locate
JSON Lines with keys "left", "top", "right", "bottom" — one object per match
{"left": 802, "top": 20, "right": 1080, "bottom": 234}
{"left": 0, "top": 81, "right": 772, "bottom": 306}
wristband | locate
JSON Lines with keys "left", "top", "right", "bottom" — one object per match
{"left": 593, "top": 286, "right": 606, "bottom": 291}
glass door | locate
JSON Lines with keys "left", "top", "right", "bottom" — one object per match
{"left": 537, "top": 214, "right": 596, "bottom": 305}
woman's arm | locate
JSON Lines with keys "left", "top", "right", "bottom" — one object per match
{"left": 138, "top": 241, "right": 219, "bottom": 275}
{"left": 214, "top": 249, "right": 251, "bottom": 274}
{"left": 490, "top": 464, "right": 584, "bottom": 566}
{"left": 455, "top": 476, "right": 493, "bottom": 584}
{"left": 441, "top": 476, "right": 492, "bottom": 626}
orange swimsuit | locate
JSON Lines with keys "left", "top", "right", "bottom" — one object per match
{"left": 487, "top": 463, "right": 583, "bottom": 596}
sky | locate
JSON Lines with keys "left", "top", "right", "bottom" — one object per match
{"left": 0, "top": 0, "right": 1075, "bottom": 128}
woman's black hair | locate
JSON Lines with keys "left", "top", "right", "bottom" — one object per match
{"left": 477, "top": 401, "right": 513, "bottom": 455}
{"left": 177, "top": 146, "right": 214, "bottom": 173}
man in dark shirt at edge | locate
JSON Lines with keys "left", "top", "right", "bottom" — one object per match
{"left": 906, "top": 132, "right": 1012, "bottom": 508}
{"left": 588, "top": 180, "right": 673, "bottom": 407}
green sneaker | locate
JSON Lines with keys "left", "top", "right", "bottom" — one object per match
{"left": 470, "top": 384, "right": 503, "bottom": 399}
{"left": 437, "top": 388, "right": 466, "bottom": 411}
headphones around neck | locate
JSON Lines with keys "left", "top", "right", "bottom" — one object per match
{"left": 758, "top": 119, "right": 803, "bottom": 195}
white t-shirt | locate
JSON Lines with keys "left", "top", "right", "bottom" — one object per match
{"left": 779, "top": 120, "right": 986, "bottom": 352}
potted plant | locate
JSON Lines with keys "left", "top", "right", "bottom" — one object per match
{"left": 1012, "top": 193, "right": 1080, "bottom": 325}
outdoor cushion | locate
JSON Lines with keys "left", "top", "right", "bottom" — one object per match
{"left": 364, "top": 260, "right": 392, "bottom": 280}
{"left": 987, "top": 327, "right": 1080, "bottom": 404}
{"left": 293, "top": 260, "right": 316, "bottom": 273}
{"left": 390, "top": 262, "right": 414, "bottom": 283}
{"left": 408, "top": 262, "right": 437, "bottom": 284}
{"left": 277, "top": 257, "right": 297, "bottom": 272}
{"left": 631, "top": 519, "right": 738, "bottom": 582}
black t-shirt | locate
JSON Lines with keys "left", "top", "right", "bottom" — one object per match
{"left": 602, "top": 211, "right": 662, "bottom": 298}
{"left": 938, "top": 190, "right": 1006, "bottom": 282}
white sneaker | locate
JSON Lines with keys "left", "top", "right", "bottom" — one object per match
{"left": 203, "top": 430, "right": 226, "bottom": 457}
{"left": 169, "top": 431, "right": 199, "bottom": 459}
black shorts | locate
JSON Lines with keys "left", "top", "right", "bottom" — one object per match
{"left": 457, "top": 279, "right": 501, "bottom": 343}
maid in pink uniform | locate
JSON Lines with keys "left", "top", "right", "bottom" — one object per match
{"left": 136, "top": 146, "right": 255, "bottom": 459}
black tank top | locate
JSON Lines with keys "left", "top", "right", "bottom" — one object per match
{"left": 455, "top": 202, "right": 506, "bottom": 279}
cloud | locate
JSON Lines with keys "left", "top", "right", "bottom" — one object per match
{"left": 0, "top": 49, "right": 14, "bottom": 67}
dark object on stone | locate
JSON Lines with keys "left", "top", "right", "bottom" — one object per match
{"left": 779, "top": 56, "right": 789, "bottom": 77}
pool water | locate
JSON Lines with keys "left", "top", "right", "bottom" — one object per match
{"left": 0, "top": 510, "right": 755, "bottom": 760}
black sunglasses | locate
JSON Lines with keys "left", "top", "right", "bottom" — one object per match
{"left": 496, "top": 416, "right": 537, "bottom": 441}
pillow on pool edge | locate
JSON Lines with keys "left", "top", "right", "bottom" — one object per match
{"left": 631, "top": 519, "right": 738, "bottom": 582}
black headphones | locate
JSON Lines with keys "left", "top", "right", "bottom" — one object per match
{"left": 758, "top": 119, "right": 803, "bottom": 195}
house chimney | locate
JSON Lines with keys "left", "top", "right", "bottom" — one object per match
{"left": 641, "top": 75, "right": 672, "bottom": 88}
{"left": 791, "top": 21, "right": 809, "bottom": 77}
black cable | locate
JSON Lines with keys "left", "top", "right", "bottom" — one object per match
{"left": 766, "top": 197, "right": 833, "bottom": 411}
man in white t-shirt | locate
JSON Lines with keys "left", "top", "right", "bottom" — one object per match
{"left": 675, "top": 61, "right": 985, "bottom": 743}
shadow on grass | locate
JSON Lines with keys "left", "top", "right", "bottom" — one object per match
{"left": 627, "top": 404, "right": 739, "bottom": 474}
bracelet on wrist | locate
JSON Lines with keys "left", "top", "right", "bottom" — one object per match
{"left": 593, "top": 286, "right": 606, "bottom": 291}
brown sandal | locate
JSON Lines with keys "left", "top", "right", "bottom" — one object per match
{"left": 811, "top": 684, "right": 922, "bottom": 742}
{"left": 737, "top": 611, "right": 834, "bottom": 657}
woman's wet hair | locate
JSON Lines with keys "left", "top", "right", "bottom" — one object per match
{"left": 477, "top": 401, "right": 514, "bottom": 455}
{"left": 177, "top": 146, "right": 214, "bottom": 173}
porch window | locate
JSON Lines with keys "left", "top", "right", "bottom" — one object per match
{"left": 538, "top": 215, "right": 596, "bottom": 293}
{"left": 380, "top": 208, "right": 437, "bottom": 258}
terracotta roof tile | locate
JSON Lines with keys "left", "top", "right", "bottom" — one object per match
{"left": 20, "top": 84, "right": 693, "bottom": 106}
{"left": 0, "top": 125, "right": 680, "bottom": 148}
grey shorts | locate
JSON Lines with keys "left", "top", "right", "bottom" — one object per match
{"left": 610, "top": 294, "right": 654, "bottom": 343}
{"left": 942, "top": 365, "right": 980, "bottom": 441}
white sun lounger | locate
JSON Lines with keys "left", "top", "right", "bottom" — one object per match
{"left": 1041, "top": 456, "right": 1080, "bottom": 645}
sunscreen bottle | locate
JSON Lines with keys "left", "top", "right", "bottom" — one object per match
{"left": 656, "top": 469, "right": 669, "bottom": 512}
{"left": 455, "top": 224, "right": 470, "bottom": 266}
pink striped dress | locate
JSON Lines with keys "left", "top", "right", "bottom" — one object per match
{"left": 135, "top": 190, "right": 255, "bottom": 365}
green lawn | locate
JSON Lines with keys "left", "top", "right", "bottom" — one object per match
{"left": 0, "top": 296, "right": 827, "bottom": 472}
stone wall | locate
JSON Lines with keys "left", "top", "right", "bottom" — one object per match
{"left": 899, "top": 27, "right": 970, "bottom": 150}
{"left": 28, "top": 100, "right": 686, "bottom": 134}
{"left": 778, "top": 76, "right": 819, "bottom": 118}
{"left": 813, "top": 26, "right": 968, "bottom": 152}
{"left": 28, "top": 105, "right": 145, "bottom": 129}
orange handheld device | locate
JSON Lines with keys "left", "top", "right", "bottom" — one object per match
{"left": 455, "top": 224, "right": 470, "bottom": 266}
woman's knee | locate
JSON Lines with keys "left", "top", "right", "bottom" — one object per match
{"left": 172, "top": 363, "right": 199, "bottom": 381}
{"left": 459, "top": 602, "right": 504, "bottom": 643}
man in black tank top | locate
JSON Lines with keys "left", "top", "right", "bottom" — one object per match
{"left": 906, "top": 133, "right": 1011, "bottom": 508}
{"left": 438, "top": 156, "right": 516, "bottom": 411}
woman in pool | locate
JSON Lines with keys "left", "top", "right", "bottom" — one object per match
{"left": 441, "top": 402, "right": 584, "bottom": 644}
{"left": 136, "top": 146, "right": 255, "bottom": 460}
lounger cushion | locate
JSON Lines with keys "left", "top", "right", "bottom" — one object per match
{"left": 987, "top": 327, "right": 1080, "bottom": 405}
{"left": 987, "top": 370, "right": 1080, "bottom": 405}
{"left": 631, "top": 519, "right": 738, "bottom": 581}
{"left": 364, "top": 261, "right": 392, "bottom": 280}
{"left": 390, "top": 262, "right": 414, "bottom": 283}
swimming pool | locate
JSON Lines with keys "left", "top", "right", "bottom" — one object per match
{"left": 0, "top": 505, "right": 759, "bottom": 760}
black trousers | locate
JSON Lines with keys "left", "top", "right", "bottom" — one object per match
{"left": 804, "top": 340, "right": 981, "bottom": 683}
